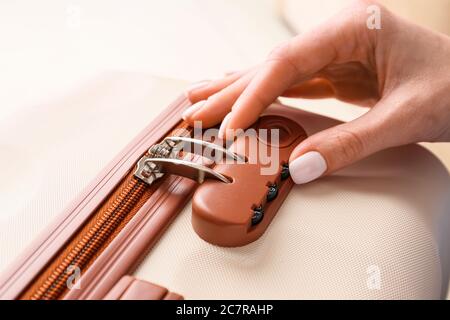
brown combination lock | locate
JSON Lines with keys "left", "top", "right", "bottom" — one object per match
{"left": 192, "top": 115, "right": 307, "bottom": 247}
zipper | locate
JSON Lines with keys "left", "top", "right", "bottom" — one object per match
{"left": 134, "top": 136, "right": 241, "bottom": 185}
{"left": 21, "top": 123, "right": 191, "bottom": 300}
{"left": 21, "top": 122, "right": 242, "bottom": 300}
{"left": 30, "top": 177, "right": 148, "bottom": 300}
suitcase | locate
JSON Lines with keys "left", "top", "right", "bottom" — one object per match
{"left": 1, "top": 73, "right": 449, "bottom": 300}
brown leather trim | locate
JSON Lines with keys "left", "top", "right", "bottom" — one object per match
{"left": 0, "top": 95, "right": 192, "bottom": 299}
{"left": 103, "top": 275, "right": 183, "bottom": 300}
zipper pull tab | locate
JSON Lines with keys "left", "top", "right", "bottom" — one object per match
{"left": 134, "top": 136, "right": 243, "bottom": 185}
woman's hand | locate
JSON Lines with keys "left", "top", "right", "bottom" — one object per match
{"left": 182, "top": 0, "right": 450, "bottom": 184}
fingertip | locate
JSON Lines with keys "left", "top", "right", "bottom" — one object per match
{"left": 289, "top": 151, "right": 327, "bottom": 184}
{"left": 288, "top": 141, "right": 311, "bottom": 163}
{"left": 182, "top": 100, "right": 206, "bottom": 122}
{"left": 184, "top": 80, "right": 213, "bottom": 103}
{"left": 218, "top": 112, "right": 233, "bottom": 140}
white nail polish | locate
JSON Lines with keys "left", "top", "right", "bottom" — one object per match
{"left": 289, "top": 151, "right": 327, "bottom": 184}
{"left": 185, "top": 80, "right": 210, "bottom": 92}
{"left": 218, "top": 112, "right": 232, "bottom": 140}
{"left": 182, "top": 100, "right": 206, "bottom": 120}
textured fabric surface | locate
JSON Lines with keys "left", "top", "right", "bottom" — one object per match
{"left": 1, "top": 72, "right": 449, "bottom": 299}
{"left": 135, "top": 126, "right": 450, "bottom": 300}
{"left": 0, "top": 72, "right": 187, "bottom": 273}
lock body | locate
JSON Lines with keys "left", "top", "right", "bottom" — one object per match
{"left": 192, "top": 114, "right": 307, "bottom": 247}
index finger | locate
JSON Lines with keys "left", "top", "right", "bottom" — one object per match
{"left": 226, "top": 36, "right": 337, "bottom": 135}
{"left": 223, "top": 10, "right": 365, "bottom": 137}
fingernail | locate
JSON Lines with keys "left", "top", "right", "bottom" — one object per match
{"left": 184, "top": 80, "right": 210, "bottom": 93}
{"left": 218, "top": 112, "right": 233, "bottom": 140}
{"left": 289, "top": 151, "right": 327, "bottom": 184}
{"left": 182, "top": 100, "right": 206, "bottom": 120}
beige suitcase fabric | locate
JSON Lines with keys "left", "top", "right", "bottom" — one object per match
{"left": 1, "top": 72, "right": 449, "bottom": 299}
{"left": 135, "top": 109, "right": 450, "bottom": 300}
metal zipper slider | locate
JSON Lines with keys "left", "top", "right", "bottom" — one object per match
{"left": 134, "top": 136, "right": 243, "bottom": 185}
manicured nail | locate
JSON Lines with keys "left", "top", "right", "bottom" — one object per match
{"left": 289, "top": 151, "right": 327, "bottom": 184}
{"left": 184, "top": 80, "right": 210, "bottom": 93}
{"left": 218, "top": 112, "right": 233, "bottom": 140}
{"left": 182, "top": 100, "right": 206, "bottom": 120}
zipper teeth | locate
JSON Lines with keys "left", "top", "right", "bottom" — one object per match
{"left": 31, "top": 177, "right": 147, "bottom": 300}
{"left": 22, "top": 123, "right": 191, "bottom": 300}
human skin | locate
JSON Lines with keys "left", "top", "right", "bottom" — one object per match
{"left": 182, "top": 0, "right": 450, "bottom": 184}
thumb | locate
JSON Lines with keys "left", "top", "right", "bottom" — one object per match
{"left": 288, "top": 109, "right": 394, "bottom": 184}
